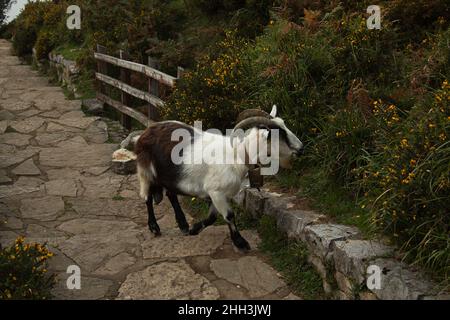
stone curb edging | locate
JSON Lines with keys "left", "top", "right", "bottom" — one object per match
{"left": 234, "top": 187, "right": 449, "bottom": 300}
{"left": 32, "top": 49, "right": 80, "bottom": 98}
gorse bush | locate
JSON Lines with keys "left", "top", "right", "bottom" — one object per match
{"left": 357, "top": 81, "right": 450, "bottom": 276}
{"left": 163, "top": 31, "right": 250, "bottom": 131}
{"left": 0, "top": 237, "right": 55, "bottom": 300}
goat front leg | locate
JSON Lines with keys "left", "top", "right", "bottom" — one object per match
{"left": 166, "top": 191, "right": 190, "bottom": 235}
{"left": 189, "top": 202, "right": 218, "bottom": 235}
{"left": 208, "top": 191, "right": 250, "bottom": 251}
{"left": 146, "top": 188, "right": 161, "bottom": 236}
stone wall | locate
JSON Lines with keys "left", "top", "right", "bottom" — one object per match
{"left": 234, "top": 187, "right": 449, "bottom": 300}
{"left": 32, "top": 49, "right": 80, "bottom": 98}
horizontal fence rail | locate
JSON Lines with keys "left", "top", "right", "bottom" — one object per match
{"left": 94, "top": 44, "right": 183, "bottom": 129}
{"left": 94, "top": 52, "right": 177, "bottom": 87}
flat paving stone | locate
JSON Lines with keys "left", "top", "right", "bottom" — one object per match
{"left": 94, "top": 252, "right": 137, "bottom": 276}
{"left": 20, "top": 196, "right": 65, "bottom": 221}
{"left": 45, "top": 179, "right": 78, "bottom": 197}
{"left": 9, "top": 116, "right": 45, "bottom": 133}
{"left": 141, "top": 226, "right": 228, "bottom": 259}
{"left": 0, "top": 132, "right": 32, "bottom": 146}
{"left": 210, "top": 256, "right": 286, "bottom": 298}
{"left": 12, "top": 158, "right": 41, "bottom": 176}
{"left": 117, "top": 260, "right": 220, "bottom": 300}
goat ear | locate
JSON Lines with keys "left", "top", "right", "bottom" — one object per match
{"left": 270, "top": 105, "right": 277, "bottom": 117}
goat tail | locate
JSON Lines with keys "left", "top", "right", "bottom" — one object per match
{"left": 136, "top": 152, "right": 156, "bottom": 201}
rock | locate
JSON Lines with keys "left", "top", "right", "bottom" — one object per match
{"left": 370, "top": 258, "right": 435, "bottom": 300}
{"left": 304, "top": 224, "right": 360, "bottom": 259}
{"left": 52, "top": 275, "right": 113, "bottom": 300}
{"left": 3, "top": 216, "right": 23, "bottom": 230}
{"left": 245, "top": 188, "right": 268, "bottom": 218}
{"left": 284, "top": 293, "right": 302, "bottom": 300}
{"left": 66, "top": 198, "right": 146, "bottom": 220}
{"left": 26, "top": 224, "right": 67, "bottom": 238}
{"left": 0, "top": 132, "right": 32, "bottom": 146}
{"left": 0, "top": 170, "right": 12, "bottom": 184}
{"left": 94, "top": 252, "right": 136, "bottom": 276}
{"left": 0, "top": 148, "right": 38, "bottom": 169}
{"left": 81, "top": 99, "right": 103, "bottom": 116}
{"left": 45, "top": 179, "right": 78, "bottom": 197}
{"left": 117, "top": 261, "right": 219, "bottom": 300}
{"left": 20, "top": 196, "right": 65, "bottom": 221}
{"left": 0, "top": 110, "right": 15, "bottom": 120}
{"left": 333, "top": 240, "right": 394, "bottom": 284}
{"left": 277, "top": 209, "right": 326, "bottom": 238}
{"left": 57, "top": 218, "right": 139, "bottom": 235}
{"left": 56, "top": 232, "right": 141, "bottom": 273}
{"left": 0, "top": 120, "right": 8, "bottom": 133}
{"left": 9, "top": 117, "right": 45, "bottom": 133}
{"left": 39, "top": 143, "right": 116, "bottom": 168}
{"left": 120, "top": 131, "right": 143, "bottom": 151}
{"left": 141, "top": 225, "right": 228, "bottom": 259}
{"left": 79, "top": 172, "right": 124, "bottom": 198}
{"left": 35, "top": 132, "right": 71, "bottom": 146}
{"left": 18, "top": 109, "right": 41, "bottom": 118}
{"left": 52, "top": 117, "right": 98, "bottom": 130}
{"left": 210, "top": 256, "right": 286, "bottom": 298}
{"left": 12, "top": 159, "right": 41, "bottom": 176}
{"left": 335, "top": 271, "right": 354, "bottom": 295}
{"left": 0, "top": 176, "right": 45, "bottom": 198}
{"left": 211, "top": 279, "right": 248, "bottom": 300}
{"left": 40, "top": 110, "right": 62, "bottom": 118}
{"left": 111, "top": 148, "right": 137, "bottom": 175}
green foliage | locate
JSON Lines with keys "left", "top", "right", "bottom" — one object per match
{"left": 0, "top": 237, "right": 55, "bottom": 300}
{"left": 162, "top": 31, "right": 250, "bottom": 131}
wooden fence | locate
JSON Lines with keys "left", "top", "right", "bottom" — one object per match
{"left": 94, "top": 44, "right": 184, "bottom": 128}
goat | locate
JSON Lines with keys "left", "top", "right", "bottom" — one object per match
{"left": 135, "top": 105, "right": 304, "bottom": 251}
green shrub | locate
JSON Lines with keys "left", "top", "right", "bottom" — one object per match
{"left": 0, "top": 237, "right": 56, "bottom": 300}
{"left": 12, "top": 27, "right": 37, "bottom": 56}
{"left": 357, "top": 81, "right": 450, "bottom": 277}
{"left": 34, "top": 30, "right": 56, "bottom": 60}
{"left": 162, "top": 31, "right": 250, "bottom": 131}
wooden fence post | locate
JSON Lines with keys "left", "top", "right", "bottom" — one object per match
{"left": 119, "top": 50, "right": 132, "bottom": 130}
{"left": 96, "top": 44, "right": 108, "bottom": 97}
{"left": 147, "top": 57, "right": 160, "bottom": 122}
{"left": 177, "top": 66, "right": 185, "bottom": 79}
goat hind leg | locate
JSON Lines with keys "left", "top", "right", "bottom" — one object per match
{"left": 146, "top": 191, "right": 161, "bottom": 236}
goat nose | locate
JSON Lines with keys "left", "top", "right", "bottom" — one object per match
{"left": 295, "top": 147, "right": 304, "bottom": 156}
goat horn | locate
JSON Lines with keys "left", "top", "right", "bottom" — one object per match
{"left": 233, "top": 116, "right": 279, "bottom": 131}
{"left": 236, "top": 109, "right": 271, "bottom": 124}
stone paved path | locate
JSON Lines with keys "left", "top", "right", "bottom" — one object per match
{"left": 0, "top": 39, "right": 299, "bottom": 300}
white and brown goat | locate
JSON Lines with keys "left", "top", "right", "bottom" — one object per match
{"left": 135, "top": 105, "right": 303, "bottom": 250}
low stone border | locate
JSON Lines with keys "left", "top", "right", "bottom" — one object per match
{"left": 234, "top": 187, "right": 449, "bottom": 300}
{"left": 32, "top": 49, "right": 80, "bottom": 98}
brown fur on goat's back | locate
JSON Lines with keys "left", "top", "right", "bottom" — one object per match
{"left": 135, "top": 121, "right": 194, "bottom": 191}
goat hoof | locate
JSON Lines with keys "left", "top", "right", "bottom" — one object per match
{"left": 233, "top": 237, "right": 251, "bottom": 252}
{"left": 188, "top": 228, "right": 199, "bottom": 236}
{"left": 149, "top": 225, "right": 161, "bottom": 236}
{"left": 180, "top": 227, "right": 190, "bottom": 235}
